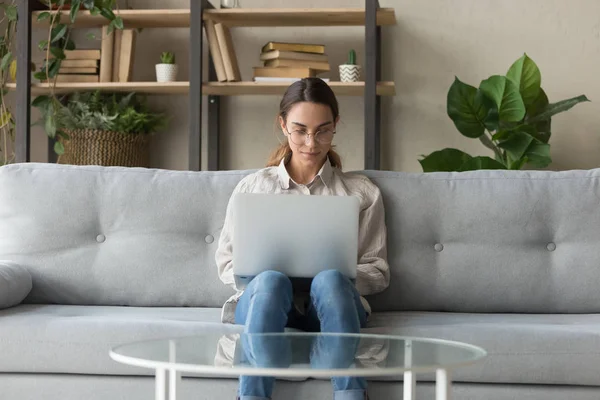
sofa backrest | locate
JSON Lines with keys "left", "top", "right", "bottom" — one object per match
{"left": 2, "top": 163, "right": 600, "bottom": 313}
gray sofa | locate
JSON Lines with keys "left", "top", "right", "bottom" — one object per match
{"left": 1, "top": 162, "right": 599, "bottom": 400}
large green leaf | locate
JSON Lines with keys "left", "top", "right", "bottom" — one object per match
{"left": 479, "top": 75, "right": 526, "bottom": 122}
{"left": 526, "top": 89, "right": 551, "bottom": 143}
{"left": 458, "top": 156, "right": 507, "bottom": 171}
{"left": 506, "top": 54, "right": 541, "bottom": 108}
{"left": 525, "top": 141, "right": 551, "bottom": 168}
{"left": 447, "top": 77, "right": 488, "bottom": 138}
{"left": 497, "top": 130, "right": 534, "bottom": 161}
{"left": 528, "top": 95, "right": 591, "bottom": 123}
{"left": 51, "top": 24, "right": 68, "bottom": 43}
{"left": 419, "top": 148, "right": 473, "bottom": 172}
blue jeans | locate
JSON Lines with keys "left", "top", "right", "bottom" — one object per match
{"left": 235, "top": 269, "right": 368, "bottom": 400}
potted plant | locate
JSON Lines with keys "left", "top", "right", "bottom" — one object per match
{"left": 419, "top": 54, "right": 590, "bottom": 172}
{"left": 156, "top": 52, "right": 178, "bottom": 82}
{"left": 339, "top": 49, "right": 361, "bottom": 82}
{"left": 33, "top": 91, "right": 168, "bottom": 167}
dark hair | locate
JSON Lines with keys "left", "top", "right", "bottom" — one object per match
{"left": 266, "top": 78, "right": 342, "bottom": 168}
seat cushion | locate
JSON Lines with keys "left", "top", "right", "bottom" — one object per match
{"left": 0, "top": 305, "right": 241, "bottom": 376}
{"left": 0, "top": 262, "right": 32, "bottom": 309}
{"left": 366, "top": 312, "right": 600, "bottom": 386}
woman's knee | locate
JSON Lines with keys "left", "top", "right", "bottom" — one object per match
{"left": 253, "top": 270, "right": 293, "bottom": 298}
{"left": 311, "top": 269, "right": 349, "bottom": 294}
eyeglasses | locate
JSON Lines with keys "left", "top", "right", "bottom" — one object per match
{"left": 285, "top": 127, "right": 336, "bottom": 145}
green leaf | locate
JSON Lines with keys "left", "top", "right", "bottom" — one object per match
{"left": 100, "top": 8, "right": 116, "bottom": 21}
{"left": 82, "top": 0, "right": 95, "bottom": 9}
{"left": 497, "top": 130, "right": 534, "bottom": 161}
{"left": 38, "top": 40, "right": 49, "bottom": 51}
{"left": 506, "top": 54, "right": 541, "bottom": 108}
{"left": 51, "top": 24, "right": 68, "bottom": 43}
{"left": 6, "top": 5, "right": 17, "bottom": 21}
{"left": 37, "top": 11, "right": 52, "bottom": 22}
{"left": 525, "top": 141, "right": 551, "bottom": 168}
{"left": 86, "top": 33, "right": 97, "bottom": 40}
{"left": 509, "top": 157, "right": 528, "bottom": 170}
{"left": 90, "top": 7, "right": 101, "bottom": 16}
{"left": 0, "top": 112, "right": 12, "bottom": 128}
{"left": 70, "top": 0, "right": 82, "bottom": 23}
{"left": 479, "top": 75, "right": 526, "bottom": 122}
{"left": 419, "top": 148, "right": 473, "bottom": 172}
{"left": 32, "top": 95, "right": 52, "bottom": 108}
{"left": 113, "top": 16, "right": 124, "bottom": 30}
{"left": 65, "top": 39, "right": 76, "bottom": 51}
{"left": 50, "top": 47, "right": 66, "bottom": 60}
{"left": 458, "top": 156, "right": 507, "bottom": 171}
{"left": 528, "top": 95, "right": 591, "bottom": 123}
{"left": 525, "top": 89, "right": 551, "bottom": 143}
{"left": 54, "top": 141, "right": 65, "bottom": 155}
{"left": 48, "top": 59, "right": 62, "bottom": 78}
{"left": 0, "top": 51, "right": 12, "bottom": 72}
{"left": 34, "top": 71, "right": 47, "bottom": 81}
{"left": 45, "top": 114, "right": 57, "bottom": 138}
{"left": 446, "top": 77, "right": 488, "bottom": 138}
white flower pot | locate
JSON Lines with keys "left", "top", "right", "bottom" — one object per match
{"left": 155, "top": 64, "right": 179, "bottom": 82}
{"left": 339, "top": 64, "right": 361, "bottom": 82}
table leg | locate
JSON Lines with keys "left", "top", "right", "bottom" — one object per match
{"left": 156, "top": 368, "right": 168, "bottom": 400}
{"left": 403, "top": 340, "right": 416, "bottom": 400}
{"left": 168, "top": 340, "right": 180, "bottom": 400}
{"left": 435, "top": 369, "right": 451, "bottom": 400}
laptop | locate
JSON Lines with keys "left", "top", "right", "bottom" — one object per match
{"left": 232, "top": 193, "right": 360, "bottom": 290}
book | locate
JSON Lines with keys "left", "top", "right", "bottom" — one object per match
{"left": 111, "top": 29, "right": 122, "bottom": 81}
{"left": 264, "top": 59, "right": 330, "bottom": 72}
{"left": 60, "top": 67, "right": 98, "bottom": 74}
{"left": 253, "top": 77, "right": 330, "bottom": 83}
{"left": 52, "top": 74, "right": 100, "bottom": 83}
{"left": 99, "top": 26, "right": 114, "bottom": 82}
{"left": 261, "top": 42, "right": 325, "bottom": 54}
{"left": 63, "top": 49, "right": 101, "bottom": 60}
{"left": 253, "top": 67, "right": 316, "bottom": 78}
{"left": 117, "top": 29, "right": 137, "bottom": 82}
{"left": 260, "top": 50, "right": 328, "bottom": 62}
{"left": 204, "top": 20, "right": 227, "bottom": 82}
{"left": 61, "top": 60, "right": 98, "bottom": 68}
{"left": 214, "top": 23, "right": 241, "bottom": 82}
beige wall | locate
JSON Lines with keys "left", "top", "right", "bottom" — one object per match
{"left": 27, "top": 0, "right": 600, "bottom": 172}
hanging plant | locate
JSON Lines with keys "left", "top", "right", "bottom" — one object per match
{"left": 33, "top": 0, "right": 123, "bottom": 156}
{"left": 0, "top": 1, "right": 18, "bottom": 165}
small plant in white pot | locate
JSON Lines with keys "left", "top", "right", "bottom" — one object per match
{"left": 156, "top": 52, "right": 178, "bottom": 82}
{"left": 339, "top": 49, "right": 361, "bottom": 82}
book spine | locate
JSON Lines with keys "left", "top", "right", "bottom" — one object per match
{"left": 204, "top": 20, "right": 227, "bottom": 82}
{"left": 215, "top": 23, "right": 241, "bottom": 82}
{"left": 99, "top": 26, "right": 114, "bottom": 82}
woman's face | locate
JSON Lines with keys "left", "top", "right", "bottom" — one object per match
{"left": 279, "top": 102, "right": 338, "bottom": 169}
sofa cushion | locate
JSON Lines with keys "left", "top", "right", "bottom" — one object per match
{"left": 0, "top": 304, "right": 240, "bottom": 376}
{"left": 0, "top": 262, "right": 32, "bottom": 309}
{"left": 1, "top": 305, "right": 599, "bottom": 386}
{"left": 365, "top": 311, "right": 600, "bottom": 386}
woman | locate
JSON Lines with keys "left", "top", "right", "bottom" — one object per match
{"left": 216, "top": 77, "right": 389, "bottom": 400}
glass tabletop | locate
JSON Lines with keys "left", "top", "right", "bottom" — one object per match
{"left": 110, "top": 332, "right": 486, "bottom": 378}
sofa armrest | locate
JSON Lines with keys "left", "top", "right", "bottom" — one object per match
{"left": 0, "top": 261, "right": 32, "bottom": 309}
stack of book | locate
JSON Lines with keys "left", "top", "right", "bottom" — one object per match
{"left": 54, "top": 49, "right": 101, "bottom": 83}
{"left": 45, "top": 27, "right": 137, "bottom": 83}
{"left": 253, "top": 42, "right": 330, "bottom": 82}
{"left": 205, "top": 21, "right": 241, "bottom": 82}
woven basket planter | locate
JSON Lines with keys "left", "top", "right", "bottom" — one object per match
{"left": 58, "top": 129, "right": 150, "bottom": 167}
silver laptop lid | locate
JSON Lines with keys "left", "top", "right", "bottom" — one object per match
{"left": 232, "top": 193, "right": 359, "bottom": 289}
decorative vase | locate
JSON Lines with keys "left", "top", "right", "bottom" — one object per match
{"left": 155, "top": 64, "right": 179, "bottom": 82}
{"left": 339, "top": 64, "right": 361, "bottom": 82}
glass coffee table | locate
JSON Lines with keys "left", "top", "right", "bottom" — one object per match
{"left": 110, "top": 332, "right": 486, "bottom": 400}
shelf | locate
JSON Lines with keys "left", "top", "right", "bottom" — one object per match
{"left": 31, "top": 8, "right": 396, "bottom": 29}
{"left": 32, "top": 9, "right": 191, "bottom": 28}
{"left": 203, "top": 8, "right": 396, "bottom": 27}
{"left": 6, "top": 82, "right": 189, "bottom": 95}
{"left": 203, "top": 82, "right": 396, "bottom": 96}
{"left": 7, "top": 81, "right": 395, "bottom": 96}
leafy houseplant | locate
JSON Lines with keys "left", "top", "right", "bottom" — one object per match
{"left": 155, "top": 51, "right": 178, "bottom": 82}
{"left": 339, "top": 49, "right": 361, "bottom": 83}
{"left": 0, "top": 1, "right": 18, "bottom": 165}
{"left": 33, "top": 91, "right": 168, "bottom": 166}
{"left": 33, "top": 0, "right": 123, "bottom": 156}
{"left": 419, "top": 54, "right": 590, "bottom": 172}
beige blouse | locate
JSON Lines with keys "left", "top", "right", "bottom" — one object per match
{"left": 215, "top": 158, "right": 390, "bottom": 324}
